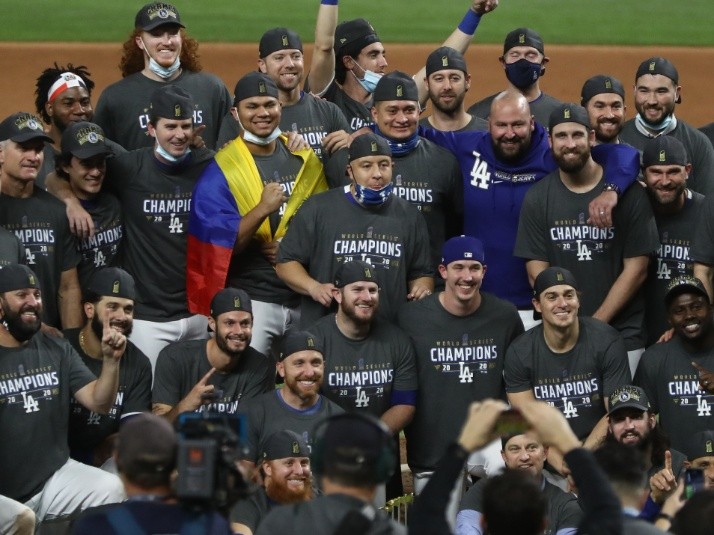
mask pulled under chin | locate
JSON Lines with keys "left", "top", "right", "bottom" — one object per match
{"left": 504, "top": 58, "right": 543, "bottom": 90}
{"left": 353, "top": 182, "right": 393, "bottom": 206}
{"left": 352, "top": 68, "right": 382, "bottom": 94}
{"left": 155, "top": 142, "right": 191, "bottom": 164}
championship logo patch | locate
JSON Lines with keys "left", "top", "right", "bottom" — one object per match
{"left": 396, "top": 84, "right": 403, "bottom": 98}
{"left": 112, "top": 280, "right": 120, "bottom": 294}
{"left": 707, "top": 440, "right": 713, "bottom": 454}
{"left": 233, "top": 296, "right": 241, "bottom": 308}
{"left": 76, "top": 126, "right": 105, "bottom": 146}
{"left": 259, "top": 81, "right": 266, "bottom": 94}
{"left": 564, "top": 109, "right": 571, "bottom": 119}
{"left": 441, "top": 56, "right": 449, "bottom": 67}
{"left": 29, "top": 274, "right": 36, "bottom": 285}
{"left": 307, "top": 337, "right": 315, "bottom": 348}
{"left": 556, "top": 272, "right": 564, "bottom": 282}
{"left": 618, "top": 391, "right": 631, "bottom": 402}
{"left": 649, "top": 61, "right": 657, "bottom": 72}
{"left": 364, "top": 267, "right": 372, "bottom": 278}
{"left": 605, "top": 79, "right": 612, "bottom": 89}
{"left": 518, "top": 34, "right": 526, "bottom": 44}
{"left": 292, "top": 441, "right": 300, "bottom": 454}
{"left": 15, "top": 114, "right": 41, "bottom": 132}
{"left": 659, "top": 150, "right": 666, "bottom": 162}
{"left": 174, "top": 104, "right": 182, "bottom": 117}
{"left": 370, "top": 141, "right": 378, "bottom": 152}
{"left": 282, "top": 35, "right": 289, "bottom": 47}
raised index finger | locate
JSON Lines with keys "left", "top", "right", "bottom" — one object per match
{"left": 198, "top": 367, "right": 217, "bottom": 385}
{"left": 665, "top": 449, "right": 673, "bottom": 472}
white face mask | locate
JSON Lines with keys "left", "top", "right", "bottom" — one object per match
{"left": 141, "top": 38, "right": 181, "bottom": 80}
{"left": 239, "top": 120, "right": 282, "bottom": 146}
{"left": 155, "top": 140, "right": 191, "bottom": 163}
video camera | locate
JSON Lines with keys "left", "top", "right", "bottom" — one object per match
{"left": 175, "top": 412, "right": 252, "bottom": 513}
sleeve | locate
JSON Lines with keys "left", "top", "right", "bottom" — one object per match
{"left": 392, "top": 331, "right": 419, "bottom": 394}
{"left": 122, "top": 354, "right": 153, "bottom": 414}
{"left": 152, "top": 346, "right": 183, "bottom": 406}
{"left": 209, "top": 81, "right": 233, "bottom": 151}
{"left": 328, "top": 100, "right": 351, "bottom": 133}
{"left": 410, "top": 442, "right": 470, "bottom": 535}
{"left": 504, "top": 338, "right": 534, "bottom": 393}
{"left": 562, "top": 448, "right": 623, "bottom": 535}
{"left": 406, "top": 207, "right": 435, "bottom": 280}
{"left": 633, "top": 348, "right": 659, "bottom": 413}
{"left": 275, "top": 199, "right": 316, "bottom": 265}
{"left": 216, "top": 111, "right": 241, "bottom": 149}
{"left": 322, "top": 148, "right": 350, "bottom": 189}
{"left": 591, "top": 142, "right": 639, "bottom": 195}
{"left": 418, "top": 126, "right": 467, "bottom": 156}
{"left": 690, "top": 197, "right": 714, "bottom": 263}
{"left": 600, "top": 332, "right": 632, "bottom": 398}
{"left": 618, "top": 187, "right": 659, "bottom": 258}
{"left": 555, "top": 496, "right": 583, "bottom": 531}
{"left": 513, "top": 187, "right": 548, "bottom": 261}
{"left": 455, "top": 510, "right": 483, "bottom": 535}
{"left": 93, "top": 90, "right": 116, "bottom": 144}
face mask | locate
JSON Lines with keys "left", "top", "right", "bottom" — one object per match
{"left": 240, "top": 121, "right": 283, "bottom": 146}
{"left": 155, "top": 140, "right": 191, "bottom": 163}
{"left": 635, "top": 112, "right": 674, "bottom": 134}
{"left": 353, "top": 182, "right": 393, "bottom": 206}
{"left": 351, "top": 65, "right": 382, "bottom": 94}
{"left": 504, "top": 58, "right": 543, "bottom": 90}
{"left": 141, "top": 38, "right": 181, "bottom": 80}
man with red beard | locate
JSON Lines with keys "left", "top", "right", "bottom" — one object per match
{"left": 152, "top": 287, "right": 274, "bottom": 422}
{"left": 65, "top": 267, "right": 152, "bottom": 468}
{"left": 231, "top": 430, "right": 313, "bottom": 535}
{"left": 237, "top": 330, "right": 343, "bottom": 465}
{"left": 515, "top": 103, "right": 659, "bottom": 375}
{"left": 456, "top": 432, "right": 581, "bottom": 535}
{"left": 0, "top": 263, "right": 125, "bottom": 530}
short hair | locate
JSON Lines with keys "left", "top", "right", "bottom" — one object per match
{"left": 119, "top": 27, "right": 201, "bottom": 78}
{"left": 482, "top": 469, "right": 546, "bottom": 535}
{"left": 671, "top": 490, "right": 714, "bottom": 535}
{"left": 593, "top": 442, "right": 647, "bottom": 497}
{"left": 35, "top": 63, "right": 95, "bottom": 124}
{"left": 54, "top": 152, "right": 73, "bottom": 180}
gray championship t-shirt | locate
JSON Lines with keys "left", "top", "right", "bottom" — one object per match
{"left": 505, "top": 317, "right": 631, "bottom": 440}
{"left": 153, "top": 339, "right": 274, "bottom": 414}
{"left": 397, "top": 292, "right": 524, "bottom": 472}
{"left": 0, "top": 333, "right": 96, "bottom": 501}
{"left": 309, "top": 314, "right": 418, "bottom": 418}
{"left": 0, "top": 225, "right": 24, "bottom": 266}
{"left": 75, "top": 192, "right": 123, "bottom": 289}
{"left": 691, "top": 194, "right": 714, "bottom": 265}
{"left": 515, "top": 171, "right": 660, "bottom": 349}
{"left": 277, "top": 187, "right": 433, "bottom": 326}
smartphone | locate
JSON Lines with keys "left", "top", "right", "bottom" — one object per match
{"left": 685, "top": 468, "right": 705, "bottom": 499}
{"left": 494, "top": 408, "right": 529, "bottom": 436}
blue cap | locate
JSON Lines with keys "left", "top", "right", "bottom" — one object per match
{"left": 441, "top": 235, "right": 485, "bottom": 265}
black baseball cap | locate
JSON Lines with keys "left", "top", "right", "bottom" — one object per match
{"left": 348, "top": 132, "right": 391, "bottom": 161}
{"left": 85, "top": 267, "right": 136, "bottom": 301}
{"left": 117, "top": 413, "right": 176, "bottom": 476}
{"left": 149, "top": 85, "right": 194, "bottom": 120}
{"left": 0, "top": 112, "right": 52, "bottom": 144}
{"left": 334, "top": 18, "right": 380, "bottom": 58}
{"left": 548, "top": 103, "right": 591, "bottom": 132}
{"left": 641, "top": 136, "right": 689, "bottom": 168}
{"left": 0, "top": 264, "right": 40, "bottom": 293}
{"left": 503, "top": 28, "right": 544, "bottom": 55}
{"left": 373, "top": 71, "right": 418, "bottom": 103}
{"left": 636, "top": 57, "right": 680, "bottom": 103}
{"left": 262, "top": 430, "right": 310, "bottom": 461}
{"left": 608, "top": 385, "right": 651, "bottom": 415}
{"left": 533, "top": 267, "right": 578, "bottom": 298}
{"left": 61, "top": 122, "right": 111, "bottom": 160}
{"left": 210, "top": 287, "right": 252, "bottom": 317}
{"left": 426, "top": 47, "right": 468, "bottom": 77}
{"left": 682, "top": 430, "right": 714, "bottom": 461}
{"left": 334, "top": 260, "right": 380, "bottom": 288}
{"left": 279, "top": 330, "right": 323, "bottom": 362}
{"left": 259, "top": 28, "right": 303, "bottom": 58}
{"left": 233, "top": 72, "right": 279, "bottom": 105}
{"left": 664, "top": 276, "right": 709, "bottom": 307}
{"left": 580, "top": 75, "right": 625, "bottom": 106}
{"left": 135, "top": 2, "right": 184, "bottom": 31}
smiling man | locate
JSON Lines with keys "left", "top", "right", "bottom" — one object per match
{"left": 505, "top": 267, "right": 631, "bottom": 473}
{"left": 635, "top": 276, "right": 714, "bottom": 452}
{"left": 152, "top": 287, "right": 274, "bottom": 423}
{"left": 94, "top": 2, "right": 231, "bottom": 150}
{"left": 580, "top": 75, "right": 627, "bottom": 145}
{"left": 237, "top": 330, "right": 343, "bottom": 466}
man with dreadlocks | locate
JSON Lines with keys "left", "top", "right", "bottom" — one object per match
{"left": 93, "top": 2, "right": 231, "bottom": 151}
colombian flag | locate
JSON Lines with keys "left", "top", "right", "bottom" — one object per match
{"left": 187, "top": 136, "right": 327, "bottom": 315}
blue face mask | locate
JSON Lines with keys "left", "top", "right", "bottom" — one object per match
{"left": 504, "top": 58, "right": 543, "bottom": 90}
{"left": 635, "top": 112, "right": 674, "bottom": 134}
{"left": 351, "top": 65, "right": 382, "bottom": 94}
{"left": 353, "top": 181, "right": 393, "bottom": 206}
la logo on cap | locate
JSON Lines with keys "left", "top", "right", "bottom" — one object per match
{"left": 292, "top": 441, "right": 300, "bottom": 454}
{"left": 233, "top": 296, "right": 241, "bottom": 308}
{"left": 396, "top": 84, "right": 403, "bottom": 98}
{"left": 441, "top": 56, "right": 449, "bottom": 67}
{"left": 281, "top": 34, "right": 289, "bottom": 46}
{"left": 112, "top": 280, "right": 120, "bottom": 294}
{"left": 518, "top": 33, "right": 526, "bottom": 44}
{"left": 659, "top": 150, "right": 666, "bottom": 162}
{"left": 174, "top": 104, "right": 182, "bottom": 117}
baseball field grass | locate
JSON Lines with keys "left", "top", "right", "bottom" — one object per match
{"left": 0, "top": 0, "right": 711, "bottom": 45}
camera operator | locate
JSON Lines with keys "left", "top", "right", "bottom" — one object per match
{"left": 72, "top": 413, "right": 233, "bottom": 534}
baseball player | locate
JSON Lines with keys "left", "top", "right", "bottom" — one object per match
{"left": 217, "top": 27, "right": 351, "bottom": 161}
{"left": 580, "top": 74, "right": 627, "bottom": 145}
{"left": 467, "top": 28, "right": 563, "bottom": 127}
{"left": 93, "top": 2, "right": 231, "bottom": 150}
{"left": 620, "top": 57, "right": 714, "bottom": 195}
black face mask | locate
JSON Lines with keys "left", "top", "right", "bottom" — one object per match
{"left": 505, "top": 58, "right": 543, "bottom": 89}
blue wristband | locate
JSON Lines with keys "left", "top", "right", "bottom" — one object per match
{"left": 457, "top": 10, "right": 481, "bottom": 35}
{"left": 321, "top": 0, "right": 338, "bottom": 5}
